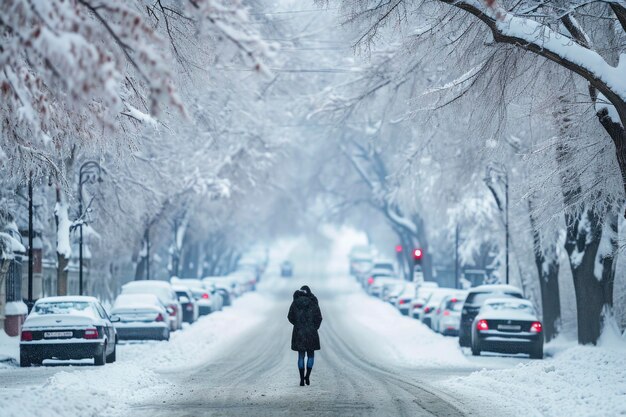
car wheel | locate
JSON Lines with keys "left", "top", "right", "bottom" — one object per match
{"left": 471, "top": 339, "right": 481, "bottom": 356}
{"left": 106, "top": 345, "right": 116, "bottom": 363}
{"left": 20, "top": 351, "right": 31, "bottom": 368}
{"left": 94, "top": 343, "right": 107, "bottom": 366}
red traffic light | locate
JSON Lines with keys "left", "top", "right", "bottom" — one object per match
{"left": 395, "top": 245, "right": 403, "bottom": 253}
{"left": 413, "top": 248, "right": 423, "bottom": 260}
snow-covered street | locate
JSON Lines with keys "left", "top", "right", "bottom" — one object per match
{"left": 1, "top": 242, "right": 624, "bottom": 417}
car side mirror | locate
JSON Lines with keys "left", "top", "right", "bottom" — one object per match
{"left": 110, "top": 315, "right": 121, "bottom": 323}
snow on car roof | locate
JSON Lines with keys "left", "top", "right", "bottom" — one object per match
{"left": 114, "top": 293, "right": 161, "bottom": 307}
{"left": 123, "top": 280, "right": 172, "bottom": 288}
{"left": 484, "top": 297, "right": 533, "bottom": 306}
{"left": 470, "top": 284, "right": 523, "bottom": 294}
{"left": 172, "top": 284, "right": 193, "bottom": 292}
{"left": 35, "top": 295, "right": 99, "bottom": 304}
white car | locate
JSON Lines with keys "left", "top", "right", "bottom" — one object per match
{"left": 431, "top": 291, "right": 467, "bottom": 335}
{"left": 382, "top": 280, "right": 406, "bottom": 304}
{"left": 369, "top": 275, "right": 401, "bottom": 298}
{"left": 110, "top": 294, "right": 170, "bottom": 341}
{"left": 419, "top": 288, "right": 457, "bottom": 328}
{"left": 121, "top": 281, "right": 182, "bottom": 331}
{"left": 172, "top": 285, "right": 199, "bottom": 324}
{"left": 409, "top": 282, "right": 439, "bottom": 319}
{"left": 20, "top": 296, "right": 118, "bottom": 367}
{"left": 202, "top": 276, "right": 237, "bottom": 306}
{"left": 394, "top": 282, "right": 417, "bottom": 315}
{"left": 172, "top": 278, "right": 223, "bottom": 315}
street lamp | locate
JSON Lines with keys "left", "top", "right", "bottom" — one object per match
{"left": 78, "top": 161, "right": 103, "bottom": 295}
{"left": 484, "top": 165, "right": 509, "bottom": 285}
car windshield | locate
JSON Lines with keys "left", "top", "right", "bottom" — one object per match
{"left": 374, "top": 263, "right": 393, "bottom": 271}
{"left": 445, "top": 299, "right": 464, "bottom": 312}
{"left": 34, "top": 301, "right": 93, "bottom": 315}
{"left": 175, "top": 291, "right": 188, "bottom": 298}
{"left": 484, "top": 301, "right": 534, "bottom": 313}
{"left": 466, "top": 291, "right": 522, "bottom": 305}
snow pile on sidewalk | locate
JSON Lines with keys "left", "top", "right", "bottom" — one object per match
{"left": 0, "top": 330, "right": 19, "bottom": 366}
{"left": 440, "top": 328, "right": 626, "bottom": 417}
{"left": 329, "top": 277, "right": 471, "bottom": 368}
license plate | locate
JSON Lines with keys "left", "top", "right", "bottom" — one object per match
{"left": 497, "top": 324, "right": 521, "bottom": 331}
{"left": 44, "top": 331, "right": 73, "bottom": 338}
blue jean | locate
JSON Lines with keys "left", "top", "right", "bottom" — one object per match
{"left": 298, "top": 350, "right": 314, "bottom": 369}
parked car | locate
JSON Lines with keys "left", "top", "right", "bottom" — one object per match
{"left": 382, "top": 280, "right": 406, "bottom": 304}
{"left": 418, "top": 288, "right": 457, "bottom": 328}
{"left": 471, "top": 298, "right": 543, "bottom": 358}
{"left": 110, "top": 293, "right": 170, "bottom": 341}
{"left": 172, "top": 285, "right": 199, "bottom": 324}
{"left": 458, "top": 284, "right": 524, "bottom": 347}
{"left": 121, "top": 281, "right": 182, "bottom": 331}
{"left": 368, "top": 274, "right": 400, "bottom": 297}
{"left": 202, "top": 276, "right": 235, "bottom": 306}
{"left": 281, "top": 260, "right": 294, "bottom": 277}
{"left": 431, "top": 292, "right": 467, "bottom": 335}
{"left": 20, "top": 296, "right": 118, "bottom": 367}
{"left": 409, "top": 282, "right": 439, "bottom": 319}
{"left": 394, "top": 282, "right": 417, "bottom": 315}
{"left": 371, "top": 259, "right": 395, "bottom": 275}
{"left": 364, "top": 268, "right": 395, "bottom": 291}
{"left": 172, "top": 278, "right": 222, "bottom": 315}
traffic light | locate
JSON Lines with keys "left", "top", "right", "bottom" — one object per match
{"left": 413, "top": 248, "right": 424, "bottom": 264}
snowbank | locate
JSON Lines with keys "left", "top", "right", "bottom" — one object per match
{"left": 440, "top": 328, "right": 626, "bottom": 417}
{"left": 0, "top": 330, "right": 19, "bottom": 365}
{"left": 328, "top": 276, "right": 471, "bottom": 368}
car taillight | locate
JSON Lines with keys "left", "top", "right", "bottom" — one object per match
{"left": 399, "top": 299, "right": 406, "bottom": 305}
{"left": 21, "top": 331, "right": 33, "bottom": 341}
{"left": 202, "top": 293, "right": 210, "bottom": 299}
{"left": 169, "top": 305, "right": 177, "bottom": 316}
{"left": 530, "top": 322, "right": 543, "bottom": 333}
{"left": 83, "top": 328, "right": 99, "bottom": 339}
{"left": 443, "top": 310, "right": 450, "bottom": 316}
{"left": 155, "top": 313, "right": 164, "bottom": 322}
{"left": 451, "top": 298, "right": 457, "bottom": 303}
{"left": 367, "top": 277, "right": 374, "bottom": 285}
{"left": 476, "top": 320, "right": 489, "bottom": 331}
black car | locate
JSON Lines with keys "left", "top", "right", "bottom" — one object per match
{"left": 471, "top": 298, "right": 544, "bottom": 358}
{"left": 459, "top": 284, "right": 524, "bottom": 347}
{"left": 20, "top": 296, "right": 118, "bottom": 367}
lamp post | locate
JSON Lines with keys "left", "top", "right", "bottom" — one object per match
{"left": 78, "top": 161, "right": 103, "bottom": 295}
{"left": 484, "top": 165, "right": 509, "bottom": 285}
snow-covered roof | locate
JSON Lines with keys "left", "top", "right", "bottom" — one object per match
{"left": 484, "top": 297, "right": 533, "bottom": 306}
{"left": 470, "top": 284, "right": 522, "bottom": 294}
{"left": 113, "top": 293, "right": 161, "bottom": 308}
{"left": 123, "top": 280, "right": 172, "bottom": 289}
{"left": 35, "top": 295, "right": 99, "bottom": 304}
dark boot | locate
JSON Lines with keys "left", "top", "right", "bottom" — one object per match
{"left": 299, "top": 368, "right": 305, "bottom": 386}
{"left": 305, "top": 367, "right": 312, "bottom": 385}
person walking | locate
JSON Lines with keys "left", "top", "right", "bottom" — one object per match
{"left": 288, "top": 285, "right": 322, "bottom": 386}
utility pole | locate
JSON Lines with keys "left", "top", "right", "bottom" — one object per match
{"left": 455, "top": 224, "right": 459, "bottom": 289}
{"left": 505, "top": 171, "right": 509, "bottom": 285}
{"left": 146, "top": 226, "right": 150, "bottom": 280}
{"left": 27, "top": 173, "right": 33, "bottom": 303}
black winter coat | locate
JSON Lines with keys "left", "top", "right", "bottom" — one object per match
{"left": 288, "top": 291, "right": 322, "bottom": 351}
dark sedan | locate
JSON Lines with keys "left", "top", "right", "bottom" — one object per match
{"left": 471, "top": 298, "right": 544, "bottom": 359}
